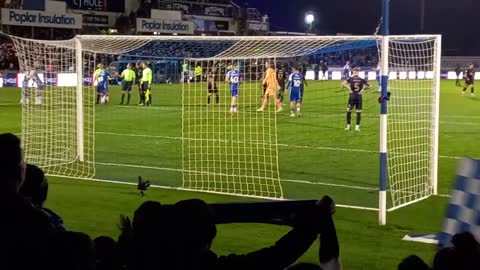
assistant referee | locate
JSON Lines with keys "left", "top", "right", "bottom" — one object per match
{"left": 120, "top": 63, "right": 136, "bottom": 105}
{"left": 141, "top": 63, "right": 153, "bottom": 106}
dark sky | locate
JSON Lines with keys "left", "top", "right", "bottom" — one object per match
{"left": 243, "top": 0, "right": 480, "bottom": 55}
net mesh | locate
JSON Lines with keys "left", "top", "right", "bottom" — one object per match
{"left": 182, "top": 58, "right": 283, "bottom": 198}
{"left": 11, "top": 35, "right": 440, "bottom": 209}
{"left": 386, "top": 37, "right": 440, "bottom": 209}
{"left": 12, "top": 36, "right": 95, "bottom": 178}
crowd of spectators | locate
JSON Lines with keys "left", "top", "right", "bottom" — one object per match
{"left": 312, "top": 49, "right": 379, "bottom": 68}
{"left": 1, "top": 132, "right": 344, "bottom": 270}
{"left": 124, "top": 41, "right": 234, "bottom": 60}
{"left": 0, "top": 37, "right": 18, "bottom": 70}
{"left": 2, "top": 131, "right": 480, "bottom": 270}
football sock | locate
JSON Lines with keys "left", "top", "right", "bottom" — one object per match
{"left": 208, "top": 95, "right": 211, "bottom": 104}
{"left": 471, "top": 87, "right": 475, "bottom": 94}
{"left": 216, "top": 95, "right": 219, "bottom": 104}
{"left": 121, "top": 93, "right": 125, "bottom": 104}
{"left": 346, "top": 112, "right": 352, "bottom": 125}
{"left": 356, "top": 112, "right": 362, "bottom": 125}
{"left": 127, "top": 93, "right": 131, "bottom": 104}
{"left": 96, "top": 94, "right": 100, "bottom": 104}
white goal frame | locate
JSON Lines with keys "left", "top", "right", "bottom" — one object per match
{"left": 15, "top": 34, "right": 441, "bottom": 225}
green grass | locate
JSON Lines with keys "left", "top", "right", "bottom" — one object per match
{"left": 0, "top": 80, "right": 479, "bottom": 269}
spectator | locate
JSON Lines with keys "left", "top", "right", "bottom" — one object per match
{"left": 118, "top": 196, "right": 339, "bottom": 270}
{"left": 287, "top": 263, "right": 322, "bottom": 270}
{"left": 432, "top": 247, "right": 458, "bottom": 270}
{"left": 403, "top": 232, "right": 480, "bottom": 270}
{"left": 95, "top": 236, "right": 121, "bottom": 270}
{"left": 0, "top": 132, "right": 26, "bottom": 192}
{"left": 19, "top": 164, "right": 66, "bottom": 231}
{"left": 398, "top": 255, "right": 430, "bottom": 270}
{"left": 0, "top": 133, "right": 50, "bottom": 267}
{"left": 0, "top": 133, "right": 95, "bottom": 269}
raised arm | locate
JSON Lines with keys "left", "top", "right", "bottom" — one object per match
{"left": 216, "top": 196, "right": 337, "bottom": 270}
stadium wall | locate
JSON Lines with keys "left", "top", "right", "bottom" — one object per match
{"left": 0, "top": 69, "right": 466, "bottom": 89}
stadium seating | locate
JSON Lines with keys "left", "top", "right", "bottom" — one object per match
{"left": 123, "top": 40, "right": 235, "bottom": 60}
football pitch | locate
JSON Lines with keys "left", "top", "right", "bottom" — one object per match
{"left": 0, "top": 80, "right": 479, "bottom": 269}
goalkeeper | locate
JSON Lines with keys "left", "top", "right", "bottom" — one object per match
{"left": 140, "top": 63, "right": 153, "bottom": 106}
{"left": 257, "top": 61, "right": 283, "bottom": 113}
{"left": 119, "top": 63, "right": 136, "bottom": 105}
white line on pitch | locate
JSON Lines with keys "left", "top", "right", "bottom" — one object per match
{"left": 111, "top": 105, "right": 480, "bottom": 121}
{"left": 96, "top": 131, "right": 375, "bottom": 154}
{"left": 96, "top": 131, "right": 478, "bottom": 160}
{"left": 440, "top": 121, "right": 480, "bottom": 126}
{"left": 95, "top": 161, "right": 378, "bottom": 191}
{"left": 115, "top": 105, "right": 181, "bottom": 111}
{"left": 442, "top": 115, "right": 480, "bottom": 119}
{"left": 48, "top": 174, "right": 380, "bottom": 211}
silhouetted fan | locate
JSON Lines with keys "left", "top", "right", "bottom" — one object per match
{"left": 137, "top": 176, "right": 150, "bottom": 196}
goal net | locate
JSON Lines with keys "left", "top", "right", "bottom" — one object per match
{"left": 11, "top": 34, "right": 441, "bottom": 219}
{"left": 11, "top": 36, "right": 95, "bottom": 178}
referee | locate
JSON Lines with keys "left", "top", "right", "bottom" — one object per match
{"left": 120, "top": 63, "right": 136, "bottom": 105}
{"left": 141, "top": 63, "right": 153, "bottom": 106}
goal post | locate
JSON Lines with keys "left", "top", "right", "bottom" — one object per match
{"left": 385, "top": 35, "right": 442, "bottom": 214}
{"left": 10, "top": 35, "right": 96, "bottom": 178}
{"left": 75, "top": 38, "right": 84, "bottom": 162}
{"left": 432, "top": 35, "right": 442, "bottom": 196}
{"left": 10, "top": 34, "right": 441, "bottom": 224}
{"left": 379, "top": 0, "right": 390, "bottom": 226}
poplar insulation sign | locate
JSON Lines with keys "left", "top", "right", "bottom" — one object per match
{"left": 1, "top": 8, "right": 82, "bottom": 29}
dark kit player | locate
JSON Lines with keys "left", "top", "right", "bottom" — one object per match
{"left": 276, "top": 65, "right": 288, "bottom": 104}
{"left": 455, "top": 65, "right": 461, "bottom": 87}
{"left": 342, "top": 67, "right": 370, "bottom": 131}
{"left": 462, "top": 64, "right": 475, "bottom": 96}
{"left": 207, "top": 72, "right": 219, "bottom": 104}
{"left": 135, "top": 62, "right": 144, "bottom": 105}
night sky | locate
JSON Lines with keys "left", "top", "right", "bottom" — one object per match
{"left": 244, "top": 0, "right": 480, "bottom": 56}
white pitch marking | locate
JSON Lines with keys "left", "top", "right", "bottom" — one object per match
{"left": 96, "top": 131, "right": 479, "bottom": 160}
{"left": 96, "top": 161, "right": 378, "bottom": 191}
{"left": 48, "top": 174, "right": 381, "bottom": 211}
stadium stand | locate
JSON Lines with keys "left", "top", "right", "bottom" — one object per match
{"left": 123, "top": 40, "right": 235, "bottom": 60}
{"left": 0, "top": 37, "right": 18, "bottom": 70}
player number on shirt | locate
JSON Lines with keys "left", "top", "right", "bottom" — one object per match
{"left": 293, "top": 79, "right": 301, "bottom": 87}
{"left": 353, "top": 83, "right": 360, "bottom": 91}
{"left": 231, "top": 76, "right": 239, "bottom": 83}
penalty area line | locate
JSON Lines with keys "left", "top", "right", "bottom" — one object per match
{"left": 96, "top": 161, "right": 378, "bottom": 191}
{"left": 95, "top": 161, "right": 452, "bottom": 197}
{"left": 48, "top": 174, "right": 380, "bottom": 211}
{"left": 96, "top": 131, "right": 478, "bottom": 160}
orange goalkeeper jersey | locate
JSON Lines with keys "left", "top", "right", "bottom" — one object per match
{"left": 264, "top": 67, "right": 278, "bottom": 95}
